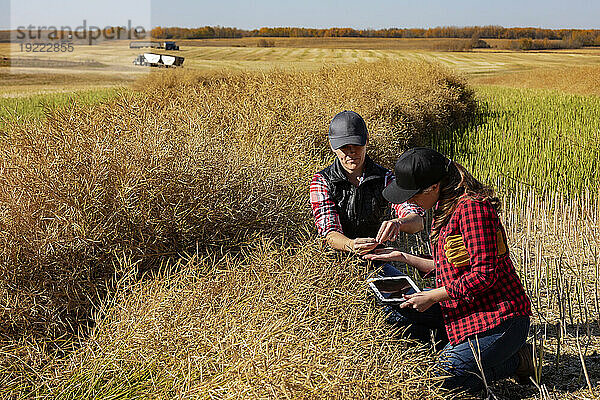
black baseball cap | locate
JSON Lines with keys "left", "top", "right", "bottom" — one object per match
{"left": 383, "top": 147, "right": 451, "bottom": 204}
{"left": 328, "top": 110, "right": 368, "bottom": 150}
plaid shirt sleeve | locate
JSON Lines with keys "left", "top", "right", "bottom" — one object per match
{"left": 385, "top": 171, "right": 426, "bottom": 218}
{"left": 391, "top": 201, "right": 426, "bottom": 219}
{"left": 445, "top": 199, "right": 500, "bottom": 301}
{"left": 309, "top": 173, "right": 343, "bottom": 237}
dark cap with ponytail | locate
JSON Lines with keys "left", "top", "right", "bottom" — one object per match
{"left": 383, "top": 147, "right": 453, "bottom": 204}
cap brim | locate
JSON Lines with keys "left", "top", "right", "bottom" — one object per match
{"left": 383, "top": 180, "right": 420, "bottom": 204}
{"left": 329, "top": 136, "right": 367, "bottom": 150}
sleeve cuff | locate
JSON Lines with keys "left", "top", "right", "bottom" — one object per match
{"left": 445, "top": 280, "right": 475, "bottom": 303}
{"left": 445, "top": 281, "right": 460, "bottom": 300}
{"left": 420, "top": 269, "right": 435, "bottom": 279}
{"left": 321, "top": 226, "right": 343, "bottom": 238}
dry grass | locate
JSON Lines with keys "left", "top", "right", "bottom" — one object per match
{"left": 4, "top": 189, "right": 598, "bottom": 399}
{"left": 136, "top": 62, "right": 475, "bottom": 168}
{"left": 472, "top": 65, "right": 600, "bottom": 96}
{"left": 0, "top": 60, "right": 475, "bottom": 345}
{"left": 2, "top": 241, "right": 449, "bottom": 399}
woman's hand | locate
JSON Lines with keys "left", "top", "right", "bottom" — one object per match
{"left": 362, "top": 247, "right": 406, "bottom": 262}
{"left": 349, "top": 238, "right": 379, "bottom": 255}
{"left": 399, "top": 287, "right": 449, "bottom": 313}
{"left": 375, "top": 219, "right": 401, "bottom": 243}
{"left": 399, "top": 291, "right": 437, "bottom": 313}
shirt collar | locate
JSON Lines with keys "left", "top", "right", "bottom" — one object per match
{"left": 330, "top": 155, "right": 382, "bottom": 185}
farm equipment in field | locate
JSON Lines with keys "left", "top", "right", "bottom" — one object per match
{"left": 129, "top": 41, "right": 162, "bottom": 49}
{"left": 133, "top": 53, "right": 184, "bottom": 68}
{"left": 130, "top": 41, "right": 179, "bottom": 50}
{"left": 163, "top": 41, "right": 179, "bottom": 50}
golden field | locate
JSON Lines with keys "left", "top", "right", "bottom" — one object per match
{"left": 1, "top": 37, "right": 599, "bottom": 399}
{"left": 1, "top": 61, "right": 478, "bottom": 399}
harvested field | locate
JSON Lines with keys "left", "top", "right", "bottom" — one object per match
{"left": 435, "top": 86, "right": 600, "bottom": 195}
{"left": 472, "top": 65, "right": 600, "bottom": 96}
{"left": 433, "top": 85, "right": 600, "bottom": 398}
{"left": 3, "top": 39, "right": 600, "bottom": 95}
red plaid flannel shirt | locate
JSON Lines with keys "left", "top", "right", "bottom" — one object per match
{"left": 433, "top": 196, "right": 531, "bottom": 345}
{"left": 310, "top": 170, "right": 425, "bottom": 237}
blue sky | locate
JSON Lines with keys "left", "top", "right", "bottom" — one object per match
{"left": 3, "top": 0, "right": 600, "bottom": 30}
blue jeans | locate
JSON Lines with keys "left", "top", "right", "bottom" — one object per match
{"left": 373, "top": 262, "right": 448, "bottom": 346}
{"left": 436, "top": 315, "right": 530, "bottom": 393}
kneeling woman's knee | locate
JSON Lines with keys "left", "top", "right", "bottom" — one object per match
{"left": 434, "top": 353, "right": 484, "bottom": 393}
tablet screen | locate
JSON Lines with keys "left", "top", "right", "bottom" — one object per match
{"left": 368, "top": 276, "right": 420, "bottom": 303}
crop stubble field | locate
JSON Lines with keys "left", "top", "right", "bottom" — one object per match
{"left": 0, "top": 38, "right": 599, "bottom": 399}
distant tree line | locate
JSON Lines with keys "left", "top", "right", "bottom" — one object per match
{"left": 150, "top": 25, "right": 600, "bottom": 46}
{"left": 150, "top": 26, "right": 246, "bottom": 39}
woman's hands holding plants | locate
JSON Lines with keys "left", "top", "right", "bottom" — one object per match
{"left": 349, "top": 237, "right": 379, "bottom": 255}
{"left": 376, "top": 219, "right": 401, "bottom": 243}
{"left": 362, "top": 247, "right": 407, "bottom": 262}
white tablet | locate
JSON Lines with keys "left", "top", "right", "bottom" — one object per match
{"left": 367, "top": 276, "right": 421, "bottom": 304}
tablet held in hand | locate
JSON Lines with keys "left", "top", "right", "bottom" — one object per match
{"left": 367, "top": 276, "right": 421, "bottom": 304}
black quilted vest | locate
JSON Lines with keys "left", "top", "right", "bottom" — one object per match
{"left": 319, "top": 156, "right": 390, "bottom": 239}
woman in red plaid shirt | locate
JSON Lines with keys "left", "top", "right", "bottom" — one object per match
{"left": 364, "top": 147, "right": 534, "bottom": 394}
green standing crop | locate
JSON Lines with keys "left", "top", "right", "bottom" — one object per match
{"left": 434, "top": 86, "right": 600, "bottom": 198}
